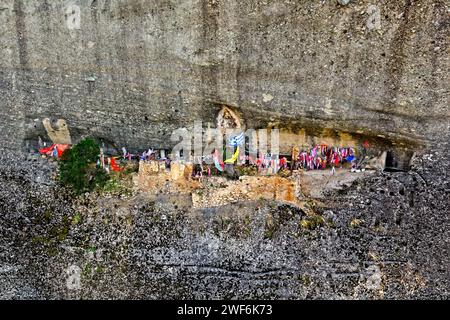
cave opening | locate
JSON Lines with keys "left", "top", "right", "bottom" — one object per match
{"left": 384, "top": 150, "right": 413, "bottom": 172}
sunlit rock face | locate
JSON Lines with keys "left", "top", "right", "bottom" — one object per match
{"left": 0, "top": 0, "right": 448, "bottom": 153}
{"left": 0, "top": 0, "right": 449, "bottom": 300}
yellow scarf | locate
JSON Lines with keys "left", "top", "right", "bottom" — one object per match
{"left": 224, "top": 146, "right": 239, "bottom": 164}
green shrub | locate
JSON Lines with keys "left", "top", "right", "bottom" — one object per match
{"left": 350, "top": 218, "right": 364, "bottom": 228}
{"left": 300, "top": 215, "right": 325, "bottom": 230}
{"left": 237, "top": 165, "right": 257, "bottom": 176}
{"left": 72, "top": 213, "right": 82, "bottom": 225}
{"left": 99, "top": 173, "right": 132, "bottom": 196}
{"left": 59, "top": 138, "right": 109, "bottom": 194}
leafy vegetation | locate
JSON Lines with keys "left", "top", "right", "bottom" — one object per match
{"left": 350, "top": 218, "right": 364, "bottom": 228}
{"left": 300, "top": 215, "right": 325, "bottom": 230}
{"left": 264, "top": 212, "right": 278, "bottom": 239}
{"left": 32, "top": 213, "right": 71, "bottom": 256}
{"left": 237, "top": 165, "right": 257, "bottom": 176}
{"left": 72, "top": 213, "right": 82, "bottom": 225}
{"left": 59, "top": 138, "right": 109, "bottom": 194}
{"left": 298, "top": 274, "right": 312, "bottom": 286}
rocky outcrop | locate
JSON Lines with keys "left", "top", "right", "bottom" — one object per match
{"left": 0, "top": 0, "right": 448, "bottom": 299}
{"left": 0, "top": 146, "right": 448, "bottom": 299}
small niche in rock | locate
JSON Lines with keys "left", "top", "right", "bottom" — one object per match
{"left": 384, "top": 150, "right": 413, "bottom": 172}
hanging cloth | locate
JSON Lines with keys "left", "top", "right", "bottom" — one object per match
{"left": 39, "top": 144, "right": 56, "bottom": 156}
{"left": 213, "top": 155, "right": 224, "bottom": 172}
{"left": 55, "top": 144, "right": 70, "bottom": 157}
{"left": 224, "top": 146, "right": 240, "bottom": 164}
{"left": 346, "top": 155, "right": 355, "bottom": 162}
{"left": 110, "top": 157, "right": 121, "bottom": 172}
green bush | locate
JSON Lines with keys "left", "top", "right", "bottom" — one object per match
{"left": 59, "top": 138, "right": 109, "bottom": 194}
{"left": 300, "top": 215, "right": 325, "bottom": 230}
{"left": 236, "top": 165, "right": 258, "bottom": 176}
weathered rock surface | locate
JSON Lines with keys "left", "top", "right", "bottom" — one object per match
{"left": 0, "top": 146, "right": 448, "bottom": 299}
{"left": 0, "top": 0, "right": 449, "bottom": 299}
{"left": 0, "top": 0, "right": 448, "bottom": 151}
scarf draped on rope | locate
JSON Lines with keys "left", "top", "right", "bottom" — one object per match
{"left": 224, "top": 146, "right": 240, "bottom": 164}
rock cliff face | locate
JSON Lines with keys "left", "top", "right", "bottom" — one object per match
{"left": 0, "top": 147, "right": 449, "bottom": 299}
{"left": 0, "top": 0, "right": 449, "bottom": 299}
{"left": 0, "top": 0, "right": 448, "bottom": 151}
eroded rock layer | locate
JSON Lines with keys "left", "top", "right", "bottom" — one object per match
{"left": 0, "top": 0, "right": 448, "bottom": 151}
{"left": 0, "top": 0, "right": 449, "bottom": 299}
{"left": 0, "top": 146, "right": 449, "bottom": 299}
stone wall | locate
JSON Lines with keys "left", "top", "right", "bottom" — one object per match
{"left": 135, "top": 158, "right": 376, "bottom": 210}
{"left": 134, "top": 160, "right": 199, "bottom": 192}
